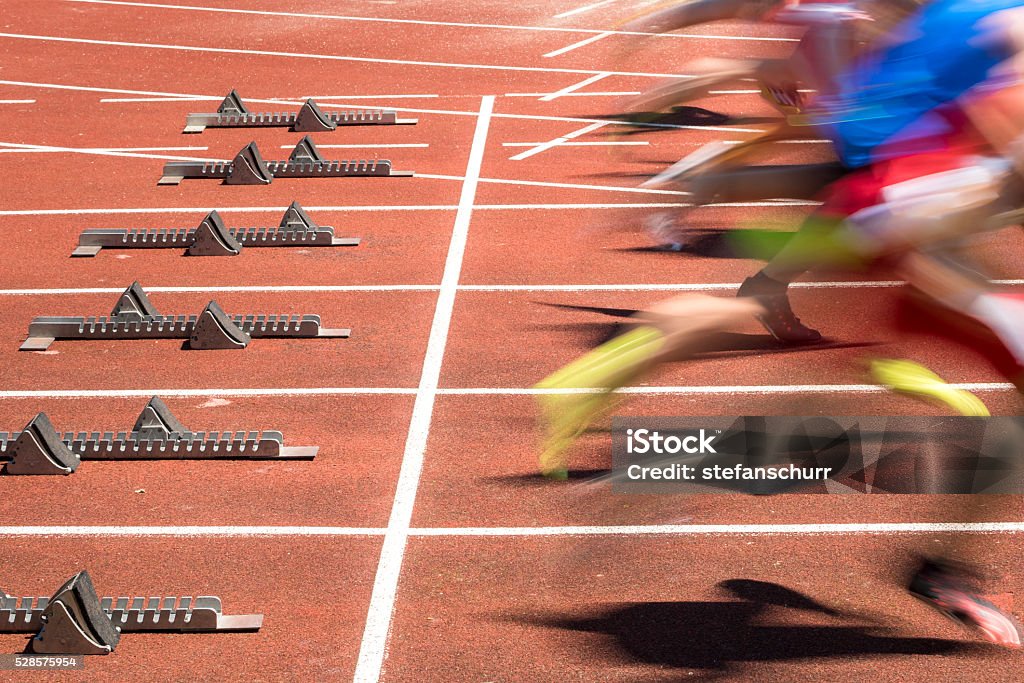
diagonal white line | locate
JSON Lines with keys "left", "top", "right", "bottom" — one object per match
{"left": 544, "top": 31, "right": 613, "bottom": 58}
{"left": 554, "top": 0, "right": 617, "bottom": 19}
{"left": 64, "top": 0, "right": 798, "bottom": 42}
{"left": 540, "top": 71, "right": 611, "bottom": 102}
{"left": 0, "top": 32, "right": 685, "bottom": 79}
{"left": 0, "top": 141, "right": 218, "bottom": 162}
{"left": 509, "top": 121, "right": 608, "bottom": 160}
{"left": 353, "top": 96, "right": 495, "bottom": 683}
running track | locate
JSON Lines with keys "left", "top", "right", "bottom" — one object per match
{"left": 1, "top": 1, "right": 1023, "bottom": 680}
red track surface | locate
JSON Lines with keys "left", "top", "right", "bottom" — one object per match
{"left": 1, "top": 1, "right": 1023, "bottom": 681}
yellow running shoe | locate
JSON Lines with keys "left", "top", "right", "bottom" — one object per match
{"left": 535, "top": 326, "right": 666, "bottom": 480}
{"left": 870, "top": 359, "right": 990, "bottom": 417}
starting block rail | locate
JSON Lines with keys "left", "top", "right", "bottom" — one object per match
{"left": 72, "top": 202, "right": 359, "bottom": 257}
{"left": 182, "top": 90, "right": 417, "bottom": 133}
{"left": 1, "top": 571, "right": 261, "bottom": 655}
{"left": 158, "top": 137, "right": 414, "bottom": 185}
{"left": 20, "top": 282, "right": 350, "bottom": 351}
{"left": 0, "top": 396, "right": 318, "bottom": 475}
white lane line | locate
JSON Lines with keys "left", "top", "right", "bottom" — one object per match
{"left": 2, "top": 79, "right": 767, "bottom": 132}
{"left": 416, "top": 171, "right": 689, "bottom": 195}
{"left": 554, "top": 0, "right": 617, "bottom": 19}
{"left": 99, "top": 96, "right": 210, "bottom": 102}
{"left": 0, "top": 32, "right": 687, "bottom": 79}
{"left": 0, "top": 383, "right": 1014, "bottom": 400}
{"left": 505, "top": 91, "right": 640, "bottom": 97}
{"left": 278, "top": 143, "right": 429, "bottom": 149}
{"left": 509, "top": 121, "right": 608, "bottom": 160}
{"left": 0, "top": 99, "right": 36, "bottom": 103}
{"left": 6, "top": 280, "right": 1024, "bottom": 296}
{"left": 0, "top": 145, "right": 208, "bottom": 154}
{"left": 544, "top": 31, "right": 613, "bottom": 58}
{"left": 412, "top": 522, "right": 1024, "bottom": 536}
{"left": 0, "top": 286, "right": 439, "bottom": 295}
{"left": 353, "top": 95, "right": 494, "bottom": 683}
{"left": 502, "top": 141, "right": 647, "bottom": 147}
{"left": 540, "top": 72, "right": 611, "bottom": 102}
{"left": 0, "top": 522, "right": 1022, "bottom": 537}
{"left": 0, "top": 201, "right": 820, "bottom": 216}
{"left": 0, "top": 141, "right": 217, "bottom": 162}
{"left": 298, "top": 94, "right": 438, "bottom": 100}
{"left": 65, "top": 0, "right": 799, "bottom": 42}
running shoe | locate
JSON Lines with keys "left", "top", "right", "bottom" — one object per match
{"left": 737, "top": 273, "right": 822, "bottom": 343}
{"left": 909, "top": 559, "right": 1022, "bottom": 648}
{"left": 870, "top": 359, "right": 990, "bottom": 416}
{"left": 534, "top": 326, "right": 665, "bottom": 480}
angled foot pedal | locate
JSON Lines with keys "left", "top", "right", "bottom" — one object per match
{"left": 2, "top": 570, "right": 262, "bottom": 655}
{"left": 0, "top": 395, "right": 318, "bottom": 475}
{"left": 2, "top": 413, "right": 80, "bottom": 475}
{"left": 72, "top": 202, "right": 360, "bottom": 257}
{"left": 20, "top": 282, "right": 350, "bottom": 351}
{"left": 182, "top": 89, "right": 417, "bottom": 133}
{"left": 31, "top": 571, "right": 120, "bottom": 655}
{"left": 191, "top": 301, "right": 251, "bottom": 349}
{"left": 159, "top": 138, "right": 414, "bottom": 185}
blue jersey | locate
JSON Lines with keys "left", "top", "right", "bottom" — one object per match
{"left": 816, "top": 0, "right": 1023, "bottom": 167}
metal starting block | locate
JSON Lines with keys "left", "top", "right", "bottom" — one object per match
{"left": 72, "top": 202, "right": 360, "bottom": 257}
{"left": 158, "top": 136, "right": 414, "bottom": 185}
{"left": 0, "top": 396, "right": 318, "bottom": 475}
{"left": 1, "top": 570, "right": 262, "bottom": 655}
{"left": 182, "top": 89, "right": 417, "bottom": 133}
{"left": 19, "top": 281, "right": 350, "bottom": 351}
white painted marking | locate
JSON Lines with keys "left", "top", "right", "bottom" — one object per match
{"left": 411, "top": 522, "right": 1024, "bottom": 536}
{"left": 0, "top": 522, "right": 1021, "bottom": 537}
{"left": 0, "top": 99, "right": 36, "bottom": 104}
{"left": 10, "top": 280, "right": 1024, "bottom": 296}
{"left": 0, "top": 145, "right": 208, "bottom": 154}
{"left": 278, "top": 143, "right": 428, "bottom": 149}
{"left": 554, "top": 0, "right": 617, "bottom": 19}
{"left": 0, "top": 32, "right": 686, "bottom": 79}
{"left": 0, "top": 141, "right": 217, "bottom": 162}
{"left": 510, "top": 121, "right": 608, "bottom": 160}
{"left": 504, "top": 91, "right": 640, "bottom": 97}
{"left": 99, "top": 96, "right": 210, "bottom": 102}
{"left": 540, "top": 72, "right": 611, "bottom": 102}
{"left": 0, "top": 201, "right": 821, "bottom": 217}
{"left": 0, "top": 383, "right": 1014, "bottom": 400}
{"left": 298, "top": 94, "right": 439, "bottom": 100}
{"left": 65, "top": 0, "right": 799, "bottom": 42}
{"left": 544, "top": 31, "right": 613, "bottom": 58}
{"left": 1, "top": 78, "right": 766, "bottom": 133}
{"left": 416, "top": 171, "right": 692, "bottom": 196}
{"left": 353, "top": 96, "right": 494, "bottom": 683}
{"left": 502, "top": 141, "right": 647, "bottom": 147}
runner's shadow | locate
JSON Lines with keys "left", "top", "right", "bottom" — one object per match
{"left": 592, "top": 107, "right": 779, "bottom": 134}
{"left": 526, "top": 579, "right": 983, "bottom": 674}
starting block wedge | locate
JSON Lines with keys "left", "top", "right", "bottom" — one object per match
{"left": 182, "top": 89, "right": 417, "bottom": 133}
{"left": 19, "top": 282, "right": 350, "bottom": 351}
{"left": 0, "top": 395, "right": 318, "bottom": 475}
{"left": 1, "top": 570, "right": 262, "bottom": 655}
{"left": 159, "top": 138, "right": 414, "bottom": 185}
{"left": 72, "top": 202, "right": 360, "bottom": 257}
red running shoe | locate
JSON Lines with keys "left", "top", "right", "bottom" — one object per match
{"left": 909, "top": 559, "right": 1023, "bottom": 648}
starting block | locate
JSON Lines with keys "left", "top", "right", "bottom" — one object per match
{"left": 19, "top": 282, "right": 350, "bottom": 351}
{"left": 72, "top": 202, "right": 360, "bottom": 257}
{"left": 0, "top": 396, "right": 318, "bottom": 475}
{"left": 1, "top": 570, "right": 262, "bottom": 655}
{"left": 158, "top": 137, "right": 414, "bottom": 185}
{"left": 182, "top": 90, "right": 417, "bottom": 133}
